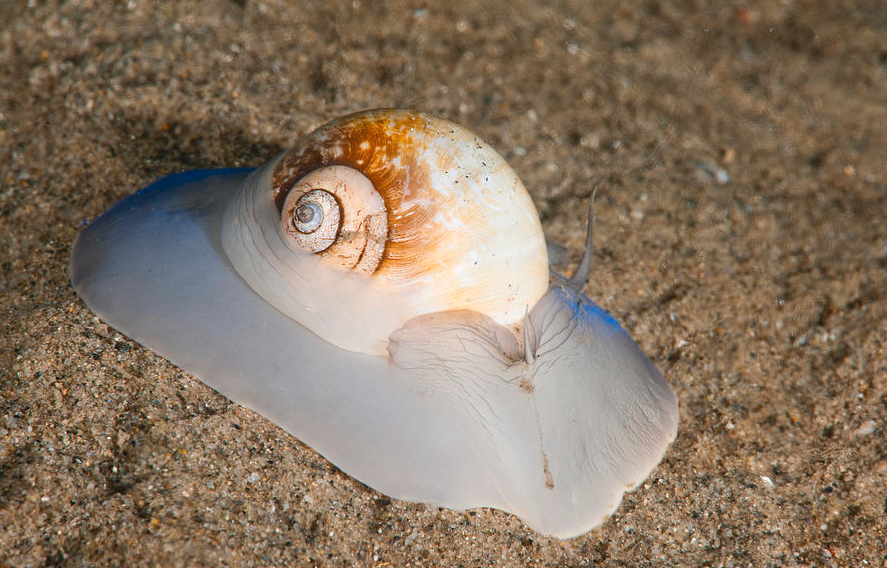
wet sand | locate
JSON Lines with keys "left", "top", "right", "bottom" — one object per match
{"left": 2, "top": 0, "right": 886, "bottom": 566}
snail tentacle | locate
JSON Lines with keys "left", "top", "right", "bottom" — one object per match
{"left": 566, "top": 201, "right": 595, "bottom": 292}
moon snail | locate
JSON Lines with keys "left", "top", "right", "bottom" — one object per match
{"left": 70, "top": 109, "right": 678, "bottom": 538}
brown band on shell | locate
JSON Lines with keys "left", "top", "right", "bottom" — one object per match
{"left": 272, "top": 110, "right": 451, "bottom": 280}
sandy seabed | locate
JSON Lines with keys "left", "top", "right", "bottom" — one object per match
{"left": 2, "top": 0, "right": 886, "bottom": 566}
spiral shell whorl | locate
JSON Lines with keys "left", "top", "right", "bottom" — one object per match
{"left": 279, "top": 166, "right": 387, "bottom": 274}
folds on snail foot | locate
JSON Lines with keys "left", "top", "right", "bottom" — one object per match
{"left": 70, "top": 109, "right": 678, "bottom": 538}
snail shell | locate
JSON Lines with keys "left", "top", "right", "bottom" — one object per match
{"left": 70, "top": 109, "right": 678, "bottom": 538}
{"left": 222, "top": 110, "right": 549, "bottom": 355}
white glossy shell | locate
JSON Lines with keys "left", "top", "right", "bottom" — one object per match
{"left": 222, "top": 110, "right": 550, "bottom": 355}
